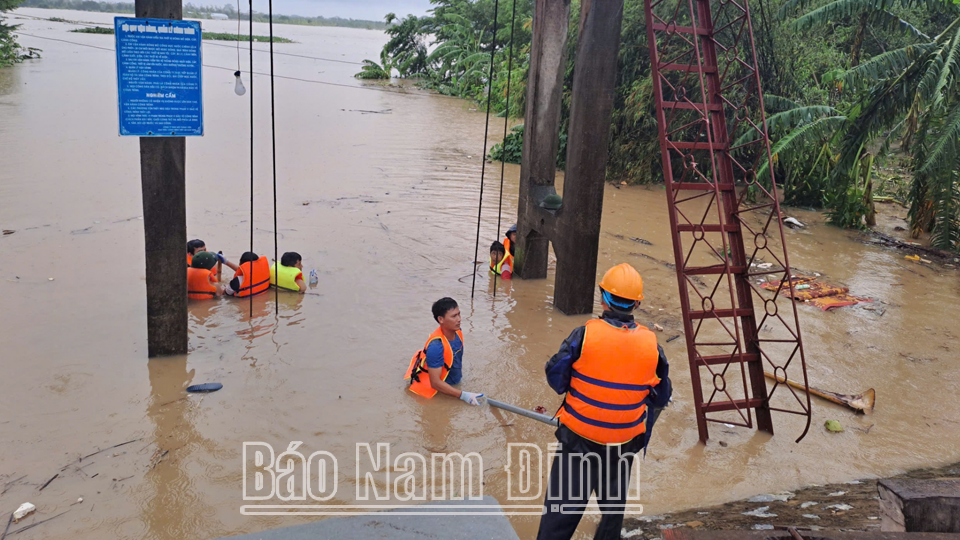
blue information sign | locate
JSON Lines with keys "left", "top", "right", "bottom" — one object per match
{"left": 115, "top": 17, "right": 204, "bottom": 137}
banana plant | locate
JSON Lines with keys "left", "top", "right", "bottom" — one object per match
{"left": 835, "top": 4, "right": 960, "bottom": 249}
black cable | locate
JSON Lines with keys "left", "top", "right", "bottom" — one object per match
{"left": 269, "top": 0, "right": 279, "bottom": 315}
{"left": 492, "top": 0, "right": 518, "bottom": 296}
{"left": 236, "top": 0, "right": 241, "bottom": 71}
{"left": 249, "top": 0, "right": 254, "bottom": 317}
{"left": 470, "top": 0, "right": 501, "bottom": 300}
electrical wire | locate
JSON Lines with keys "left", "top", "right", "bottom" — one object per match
{"left": 248, "top": 0, "right": 254, "bottom": 317}
{"left": 492, "top": 0, "right": 518, "bottom": 295}
{"left": 12, "top": 31, "right": 446, "bottom": 97}
{"left": 469, "top": 0, "right": 501, "bottom": 300}
{"left": 269, "top": 0, "right": 279, "bottom": 315}
{"left": 236, "top": 0, "right": 241, "bottom": 71}
{"left": 12, "top": 13, "right": 363, "bottom": 64}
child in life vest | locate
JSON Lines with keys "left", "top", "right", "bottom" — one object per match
{"left": 270, "top": 252, "right": 307, "bottom": 293}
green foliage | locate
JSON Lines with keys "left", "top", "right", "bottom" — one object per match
{"left": 355, "top": 50, "right": 392, "bottom": 80}
{"left": 487, "top": 123, "right": 568, "bottom": 168}
{"left": 70, "top": 26, "right": 295, "bottom": 42}
{"left": 2, "top": 0, "right": 40, "bottom": 67}
{"left": 488, "top": 124, "right": 524, "bottom": 163}
{"left": 382, "top": 13, "right": 429, "bottom": 77}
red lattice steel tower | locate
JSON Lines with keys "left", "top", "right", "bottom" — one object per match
{"left": 644, "top": 0, "right": 812, "bottom": 443}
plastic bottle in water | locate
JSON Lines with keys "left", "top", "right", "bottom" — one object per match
{"left": 309, "top": 269, "right": 319, "bottom": 285}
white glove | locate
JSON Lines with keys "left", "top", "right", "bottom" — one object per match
{"left": 459, "top": 390, "right": 485, "bottom": 406}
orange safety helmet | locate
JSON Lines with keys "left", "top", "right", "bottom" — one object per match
{"left": 598, "top": 263, "right": 644, "bottom": 302}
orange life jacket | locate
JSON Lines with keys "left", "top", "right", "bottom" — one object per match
{"left": 503, "top": 237, "right": 512, "bottom": 256}
{"left": 557, "top": 319, "right": 660, "bottom": 444}
{"left": 234, "top": 256, "right": 270, "bottom": 298}
{"left": 404, "top": 327, "right": 464, "bottom": 398}
{"left": 187, "top": 267, "right": 217, "bottom": 299}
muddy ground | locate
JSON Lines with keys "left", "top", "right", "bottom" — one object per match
{"left": 621, "top": 462, "right": 960, "bottom": 538}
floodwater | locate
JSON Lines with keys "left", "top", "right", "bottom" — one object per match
{"left": 1, "top": 9, "right": 959, "bottom": 540}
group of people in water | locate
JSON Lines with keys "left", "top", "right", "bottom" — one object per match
{"left": 185, "top": 239, "right": 307, "bottom": 299}
{"left": 182, "top": 223, "right": 516, "bottom": 301}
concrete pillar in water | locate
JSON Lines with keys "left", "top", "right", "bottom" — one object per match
{"left": 136, "top": 0, "right": 188, "bottom": 357}
{"left": 554, "top": 0, "right": 625, "bottom": 314}
{"left": 516, "top": 0, "right": 625, "bottom": 315}
{"left": 515, "top": 0, "right": 570, "bottom": 281}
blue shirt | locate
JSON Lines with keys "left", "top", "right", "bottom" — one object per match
{"left": 425, "top": 333, "right": 463, "bottom": 385}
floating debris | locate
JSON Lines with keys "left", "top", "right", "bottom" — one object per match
{"left": 803, "top": 514, "right": 821, "bottom": 519}
{"left": 747, "top": 492, "right": 795, "bottom": 503}
{"left": 742, "top": 506, "right": 777, "bottom": 518}
{"left": 752, "top": 524, "right": 775, "bottom": 530}
{"left": 784, "top": 217, "right": 805, "bottom": 229}
{"left": 827, "top": 503, "right": 854, "bottom": 511}
{"left": 13, "top": 502, "right": 36, "bottom": 522}
{"left": 800, "top": 501, "right": 819, "bottom": 509}
{"left": 186, "top": 383, "right": 222, "bottom": 393}
{"left": 828, "top": 491, "right": 847, "bottom": 497}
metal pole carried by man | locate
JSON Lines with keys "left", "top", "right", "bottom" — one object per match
{"left": 537, "top": 263, "right": 672, "bottom": 540}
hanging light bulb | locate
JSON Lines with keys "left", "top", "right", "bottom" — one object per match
{"left": 234, "top": 70, "right": 246, "bottom": 96}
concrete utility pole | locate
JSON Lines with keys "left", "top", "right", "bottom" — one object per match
{"left": 515, "top": 0, "right": 570, "bottom": 282}
{"left": 135, "top": 0, "right": 188, "bottom": 357}
{"left": 516, "top": 0, "right": 625, "bottom": 314}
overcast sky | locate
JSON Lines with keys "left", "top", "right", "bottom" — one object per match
{"left": 197, "top": 0, "right": 434, "bottom": 21}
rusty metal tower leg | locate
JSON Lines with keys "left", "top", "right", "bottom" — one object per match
{"left": 644, "top": 0, "right": 812, "bottom": 443}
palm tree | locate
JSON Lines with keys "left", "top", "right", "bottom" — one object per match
{"left": 779, "top": 0, "right": 932, "bottom": 66}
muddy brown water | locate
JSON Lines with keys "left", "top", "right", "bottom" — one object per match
{"left": 1, "top": 10, "right": 959, "bottom": 540}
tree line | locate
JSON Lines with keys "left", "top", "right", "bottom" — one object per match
{"left": 357, "top": 0, "right": 960, "bottom": 253}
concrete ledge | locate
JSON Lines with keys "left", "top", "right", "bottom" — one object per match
{"left": 218, "top": 497, "right": 520, "bottom": 540}
{"left": 879, "top": 478, "right": 960, "bottom": 533}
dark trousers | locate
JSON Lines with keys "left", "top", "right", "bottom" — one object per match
{"left": 536, "top": 426, "right": 643, "bottom": 540}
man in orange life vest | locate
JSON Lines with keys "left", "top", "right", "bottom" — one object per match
{"left": 404, "top": 298, "right": 485, "bottom": 406}
{"left": 187, "top": 251, "right": 239, "bottom": 299}
{"left": 186, "top": 239, "right": 206, "bottom": 267}
{"left": 537, "top": 263, "right": 672, "bottom": 540}
{"left": 186, "top": 238, "right": 236, "bottom": 278}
